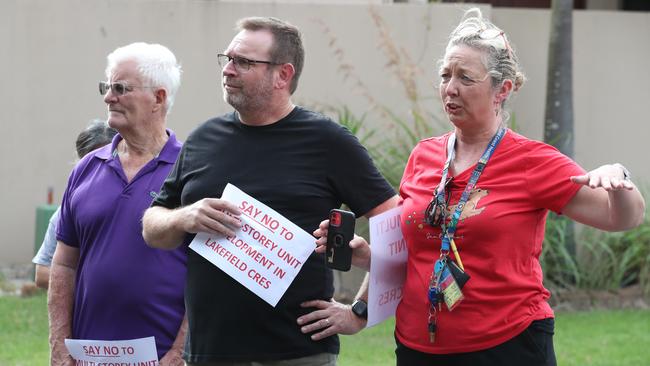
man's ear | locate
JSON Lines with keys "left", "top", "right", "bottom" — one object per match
{"left": 276, "top": 63, "right": 295, "bottom": 90}
{"left": 153, "top": 88, "right": 168, "bottom": 113}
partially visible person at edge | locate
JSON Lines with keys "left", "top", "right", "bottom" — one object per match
{"left": 32, "top": 119, "right": 117, "bottom": 289}
{"left": 48, "top": 42, "right": 187, "bottom": 365}
{"left": 302, "top": 8, "right": 645, "bottom": 366}
{"left": 141, "top": 17, "right": 398, "bottom": 365}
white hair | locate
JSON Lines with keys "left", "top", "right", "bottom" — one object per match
{"left": 437, "top": 8, "right": 526, "bottom": 123}
{"left": 105, "top": 42, "right": 182, "bottom": 114}
{"left": 444, "top": 8, "right": 525, "bottom": 92}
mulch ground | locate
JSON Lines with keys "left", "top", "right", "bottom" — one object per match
{"left": 550, "top": 285, "right": 649, "bottom": 312}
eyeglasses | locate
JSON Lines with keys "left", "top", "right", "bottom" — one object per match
{"left": 424, "top": 178, "right": 452, "bottom": 228}
{"left": 478, "top": 28, "right": 513, "bottom": 59}
{"left": 98, "top": 81, "right": 155, "bottom": 96}
{"left": 217, "top": 53, "right": 280, "bottom": 73}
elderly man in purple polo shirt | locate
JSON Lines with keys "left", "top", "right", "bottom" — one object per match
{"left": 48, "top": 43, "right": 186, "bottom": 366}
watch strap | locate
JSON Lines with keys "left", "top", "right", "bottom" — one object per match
{"left": 351, "top": 299, "right": 368, "bottom": 319}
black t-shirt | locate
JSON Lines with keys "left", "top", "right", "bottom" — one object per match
{"left": 153, "top": 106, "right": 394, "bottom": 362}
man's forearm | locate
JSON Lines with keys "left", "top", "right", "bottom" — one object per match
{"left": 173, "top": 314, "right": 188, "bottom": 349}
{"left": 48, "top": 262, "right": 75, "bottom": 365}
{"left": 142, "top": 206, "right": 187, "bottom": 249}
{"left": 35, "top": 264, "right": 50, "bottom": 289}
{"left": 160, "top": 314, "right": 188, "bottom": 365}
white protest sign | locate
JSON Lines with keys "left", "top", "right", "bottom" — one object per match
{"left": 189, "top": 183, "right": 315, "bottom": 307}
{"left": 64, "top": 336, "right": 158, "bottom": 366}
{"left": 367, "top": 205, "right": 407, "bottom": 327}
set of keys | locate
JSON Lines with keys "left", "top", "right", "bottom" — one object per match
{"left": 426, "top": 259, "right": 446, "bottom": 342}
{"left": 426, "top": 256, "right": 465, "bottom": 343}
{"left": 428, "top": 312, "right": 438, "bottom": 343}
{"left": 428, "top": 272, "right": 445, "bottom": 311}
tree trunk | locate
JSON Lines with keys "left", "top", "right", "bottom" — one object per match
{"left": 544, "top": 0, "right": 574, "bottom": 157}
{"left": 544, "top": 0, "right": 577, "bottom": 267}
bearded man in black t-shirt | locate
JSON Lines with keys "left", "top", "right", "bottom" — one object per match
{"left": 143, "top": 16, "right": 398, "bottom": 366}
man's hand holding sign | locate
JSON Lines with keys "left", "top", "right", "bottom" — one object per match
{"left": 145, "top": 196, "right": 242, "bottom": 249}
{"left": 189, "top": 184, "right": 316, "bottom": 306}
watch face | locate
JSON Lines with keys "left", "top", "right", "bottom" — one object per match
{"left": 352, "top": 300, "right": 368, "bottom": 319}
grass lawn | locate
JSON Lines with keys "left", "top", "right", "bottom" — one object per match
{"left": 341, "top": 310, "right": 650, "bottom": 365}
{"left": 1, "top": 292, "right": 648, "bottom": 365}
{"left": 553, "top": 310, "right": 650, "bottom": 366}
{"left": 0, "top": 292, "right": 49, "bottom": 365}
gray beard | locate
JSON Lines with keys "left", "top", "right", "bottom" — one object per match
{"left": 223, "top": 86, "right": 270, "bottom": 114}
{"left": 222, "top": 71, "right": 274, "bottom": 114}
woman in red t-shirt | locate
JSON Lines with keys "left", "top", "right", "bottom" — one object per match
{"left": 303, "top": 7, "right": 645, "bottom": 366}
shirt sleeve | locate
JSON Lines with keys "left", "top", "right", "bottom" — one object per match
{"left": 32, "top": 208, "right": 61, "bottom": 265}
{"left": 152, "top": 144, "right": 187, "bottom": 209}
{"left": 399, "top": 142, "right": 422, "bottom": 197}
{"left": 524, "top": 141, "right": 586, "bottom": 214}
{"left": 325, "top": 123, "right": 395, "bottom": 217}
{"left": 56, "top": 166, "right": 81, "bottom": 247}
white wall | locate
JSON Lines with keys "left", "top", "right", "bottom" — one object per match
{"left": 1, "top": 1, "right": 648, "bottom": 263}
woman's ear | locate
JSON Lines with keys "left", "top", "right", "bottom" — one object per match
{"left": 495, "top": 79, "right": 513, "bottom": 105}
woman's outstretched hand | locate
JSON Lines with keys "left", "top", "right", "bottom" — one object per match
{"left": 570, "top": 163, "right": 634, "bottom": 191}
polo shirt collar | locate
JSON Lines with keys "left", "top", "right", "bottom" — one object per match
{"left": 95, "top": 129, "right": 179, "bottom": 163}
{"left": 157, "top": 129, "right": 180, "bottom": 163}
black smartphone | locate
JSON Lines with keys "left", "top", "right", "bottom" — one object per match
{"left": 325, "top": 209, "right": 356, "bottom": 271}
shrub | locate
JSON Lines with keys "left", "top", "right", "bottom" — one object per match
{"left": 541, "top": 193, "right": 650, "bottom": 294}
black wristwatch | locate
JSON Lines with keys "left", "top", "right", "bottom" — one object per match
{"left": 351, "top": 299, "right": 368, "bottom": 319}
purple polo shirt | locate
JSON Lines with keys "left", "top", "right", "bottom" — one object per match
{"left": 57, "top": 130, "right": 185, "bottom": 360}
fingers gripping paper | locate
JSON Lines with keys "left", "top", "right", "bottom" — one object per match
{"left": 189, "top": 183, "right": 315, "bottom": 307}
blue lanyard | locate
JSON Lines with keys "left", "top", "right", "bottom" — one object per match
{"left": 436, "top": 127, "right": 505, "bottom": 252}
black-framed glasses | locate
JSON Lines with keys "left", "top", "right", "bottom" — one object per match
{"left": 217, "top": 53, "right": 280, "bottom": 73}
{"left": 99, "top": 81, "right": 155, "bottom": 96}
{"left": 424, "top": 178, "right": 452, "bottom": 228}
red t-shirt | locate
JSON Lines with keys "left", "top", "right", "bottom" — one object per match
{"left": 396, "top": 129, "right": 585, "bottom": 354}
